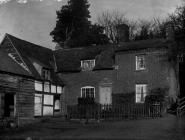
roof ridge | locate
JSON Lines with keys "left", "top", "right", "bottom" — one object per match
{"left": 5, "top": 33, "right": 52, "bottom": 51}
{"left": 54, "top": 45, "right": 114, "bottom": 52}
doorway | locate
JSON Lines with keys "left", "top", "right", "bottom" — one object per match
{"left": 4, "top": 93, "right": 15, "bottom": 117}
{"left": 99, "top": 86, "right": 112, "bottom": 105}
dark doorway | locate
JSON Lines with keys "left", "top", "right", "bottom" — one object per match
{"left": 4, "top": 93, "right": 15, "bottom": 117}
{"left": 179, "top": 62, "right": 185, "bottom": 98}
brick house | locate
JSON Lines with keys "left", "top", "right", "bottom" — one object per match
{"left": 54, "top": 45, "right": 115, "bottom": 106}
{"left": 55, "top": 39, "right": 179, "bottom": 107}
{"left": 115, "top": 39, "right": 178, "bottom": 104}
{"left": 54, "top": 24, "right": 180, "bottom": 108}
{"left": 0, "top": 34, "right": 64, "bottom": 125}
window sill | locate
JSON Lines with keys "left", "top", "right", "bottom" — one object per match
{"left": 135, "top": 69, "right": 147, "bottom": 72}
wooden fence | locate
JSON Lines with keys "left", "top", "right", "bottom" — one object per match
{"left": 67, "top": 103, "right": 163, "bottom": 120}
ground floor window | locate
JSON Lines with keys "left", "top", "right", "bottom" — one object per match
{"left": 81, "top": 86, "right": 95, "bottom": 98}
{"left": 43, "top": 94, "right": 54, "bottom": 116}
{"left": 34, "top": 94, "right": 42, "bottom": 116}
{"left": 135, "top": 84, "right": 147, "bottom": 103}
{"left": 34, "top": 93, "right": 61, "bottom": 116}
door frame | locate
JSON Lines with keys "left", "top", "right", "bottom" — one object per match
{"left": 99, "top": 83, "right": 112, "bottom": 105}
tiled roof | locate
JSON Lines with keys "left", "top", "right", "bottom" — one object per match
{"left": 116, "top": 39, "right": 169, "bottom": 52}
{"left": 3, "top": 34, "right": 63, "bottom": 84}
{"left": 1, "top": 34, "right": 169, "bottom": 77}
{"left": 54, "top": 45, "right": 115, "bottom": 72}
{"left": 0, "top": 50, "right": 32, "bottom": 77}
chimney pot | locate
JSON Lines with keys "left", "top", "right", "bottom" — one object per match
{"left": 117, "top": 24, "right": 129, "bottom": 43}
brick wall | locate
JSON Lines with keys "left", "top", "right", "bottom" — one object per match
{"left": 59, "top": 70, "right": 115, "bottom": 106}
{"left": 115, "top": 48, "right": 174, "bottom": 97}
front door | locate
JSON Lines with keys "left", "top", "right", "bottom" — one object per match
{"left": 99, "top": 86, "right": 112, "bottom": 105}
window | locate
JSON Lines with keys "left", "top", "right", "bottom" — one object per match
{"left": 51, "top": 84, "right": 57, "bottom": 93}
{"left": 135, "top": 84, "right": 147, "bottom": 103}
{"left": 81, "top": 60, "right": 95, "bottom": 71}
{"left": 35, "top": 81, "right": 43, "bottom": 91}
{"left": 81, "top": 86, "right": 95, "bottom": 98}
{"left": 57, "top": 86, "right": 62, "bottom": 94}
{"left": 43, "top": 94, "right": 54, "bottom": 105}
{"left": 42, "top": 68, "right": 51, "bottom": 80}
{"left": 34, "top": 94, "right": 42, "bottom": 116}
{"left": 43, "top": 106, "right": 53, "bottom": 116}
{"left": 136, "top": 55, "right": 146, "bottom": 71}
{"left": 44, "top": 82, "right": 50, "bottom": 93}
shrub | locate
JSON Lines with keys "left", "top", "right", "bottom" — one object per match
{"left": 145, "top": 88, "right": 167, "bottom": 104}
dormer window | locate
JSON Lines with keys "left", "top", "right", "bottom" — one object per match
{"left": 81, "top": 59, "right": 95, "bottom": 71}
{"left": 42, "top": 68, "right": 51, "bottom": 80}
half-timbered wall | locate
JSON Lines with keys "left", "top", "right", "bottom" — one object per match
{"left": 34, "top": 81, "right": 63, "bottom": 116}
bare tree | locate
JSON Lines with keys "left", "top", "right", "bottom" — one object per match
{"left": 97, "top": 10, "right": 129, "bottom": 44}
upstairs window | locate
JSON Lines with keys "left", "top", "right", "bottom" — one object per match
{"left": 81, "top": 60, "right": 95, "bottom": 71}
{"left": 136, "top": 55, "right": 146, "bottom": 71}
{"left": 42, "top": 68, "right": 51, "bottom": 80}
{"left": 135, "top": 84, "right": 147, "bottom": 103}
{"left": 81, "top": 86, "right": 95, "bottom": 98}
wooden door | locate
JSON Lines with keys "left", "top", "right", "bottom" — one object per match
{"left": 99, "top": 86, "right": 112, "bottom": 105}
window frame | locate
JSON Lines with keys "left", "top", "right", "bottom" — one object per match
{"left": 136, "top": 55, "right": 146, "bottom": 71}
{"left": 42, "top": 68, "right": 51, "bottom": 80}
{"left": 81, "top": 59, "right": 95, "bottom": 71}
{"left": 81, "top": 86, "right": 95, "bottom": 98}
{"left": 135, "top": 84, "right": 147, "bottom": 103}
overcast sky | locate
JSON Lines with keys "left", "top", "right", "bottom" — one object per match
{"left": 0, "top": 0, "right": 183, "bottom": 49}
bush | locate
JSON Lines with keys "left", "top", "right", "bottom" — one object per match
{"left": 145, "top": 88, "right": 167, "bottom": 104}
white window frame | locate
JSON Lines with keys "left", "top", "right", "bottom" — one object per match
{"left": 135, "top": 84, "right": 147, "bottom": 103}
{"left": 136, "top": 55, "right": 146, "bottom": 71}
{"left": 81, "top": 86, "right": 95, "bottom": 98}
{"left": 81, "top": 59, "right": 95, "bottom": 71}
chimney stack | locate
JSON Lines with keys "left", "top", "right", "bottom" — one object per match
{"left": 117, "top": 24, "right": 129, "bottom": 43}
{"left": 165, "top": 22, "right": 175, "bottom": 41}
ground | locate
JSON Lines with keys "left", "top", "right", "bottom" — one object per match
{"left": 0, "top": 114, "right": 185, "bottom": 140}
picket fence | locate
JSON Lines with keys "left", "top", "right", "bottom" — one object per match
{"left": 67, "top": 103, "right": 163, "bottom": 120}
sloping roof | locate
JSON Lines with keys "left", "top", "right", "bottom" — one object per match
{"left": 3, "top": 34, "right": 63, "bottom": 84}
{"left": 116, "top": 39, "right": 169, "bottom": 52}
{"left": 54, "top": 45, "right": 115, "bottom": 72}
{"left": 6, "top": 34, "right": 54, "bottom": 68}
{"left": 0, "top": 50, "right": 32, "bottom": 77}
